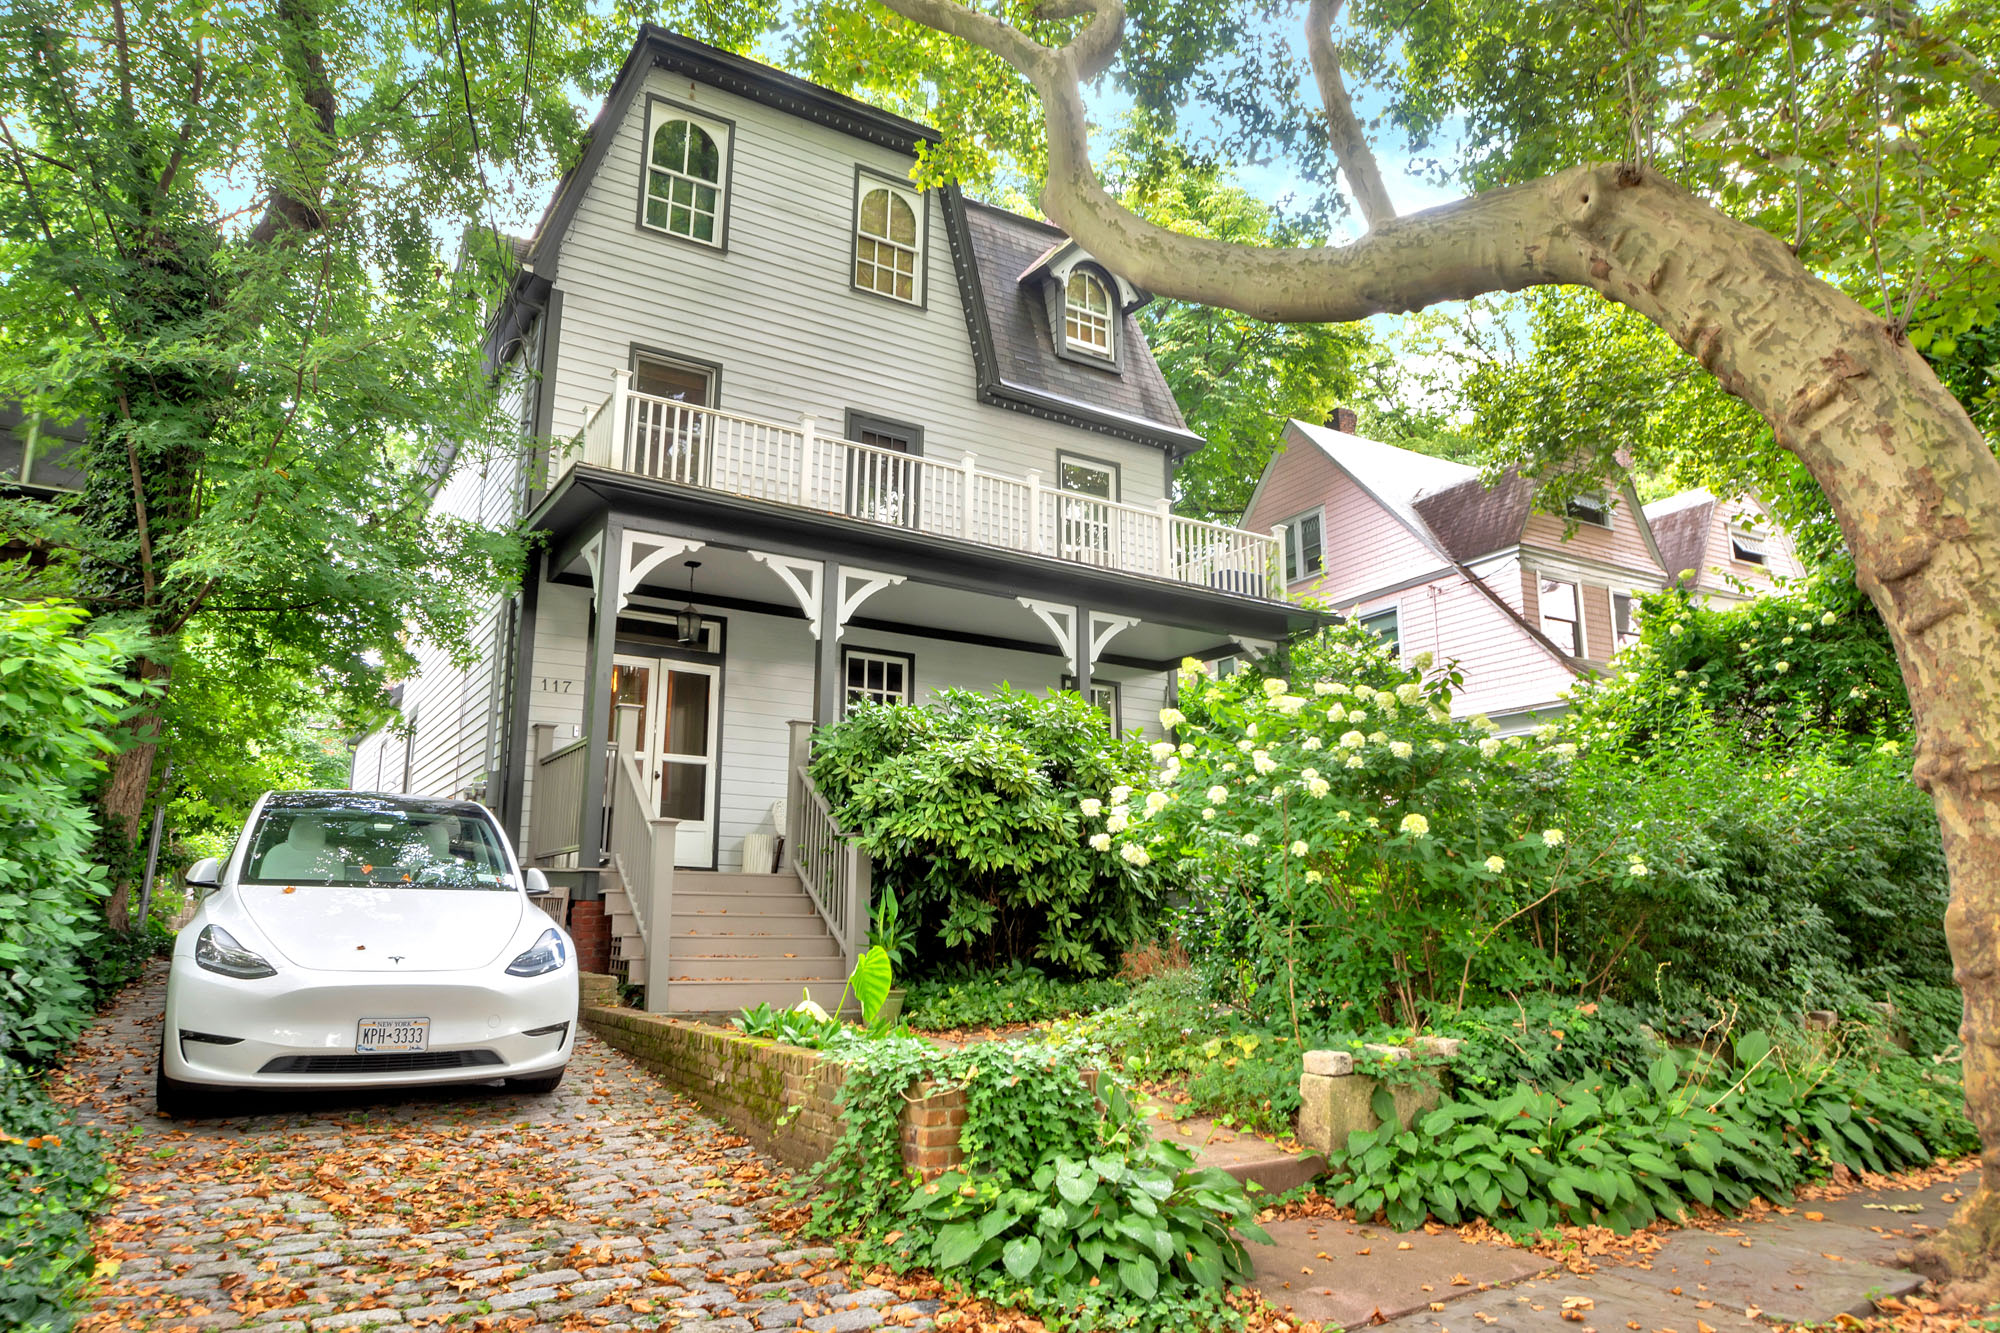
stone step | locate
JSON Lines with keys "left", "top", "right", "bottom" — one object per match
{"left": 669, "top": 934, "right": 841, "bottom": 961}
{"left": 666, "top": 979, "right": 859, "bottom": 1017}
{"left": 666, "top": 956, "right": 853, "bottom": 982}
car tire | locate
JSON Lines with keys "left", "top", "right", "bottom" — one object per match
{"left": 506, "top": 1068, "right": 565, "bottom": 1095}
{"left": 155, "top": 1034, "right": 214, "bottom": 1119}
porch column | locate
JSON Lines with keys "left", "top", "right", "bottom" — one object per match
{"left": 577, "top": 516, "right": 624, "bottom": 869}
{"left": 1072, "top": 602, "right": 1092, "bottom": 699}
{"left": 497, "top": 564, "right": 541, "bottom": 844}
{"left": 816, "top": 559, "right": 843, "bottom": 725}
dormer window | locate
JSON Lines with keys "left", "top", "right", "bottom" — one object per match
{"left": 1731, "top": 529, "right": 1768, "bottom": 565}
{"left": 643, "top": 102, "right": 729, "bottom": 246}
{"left": 1064, "top": 271, "right": 1114, "bottom": 357}
{"left": 854, "top": 180, "right": 922, "bottom": 304}
{"left": 1566, "top": 493, "right": 1612, "bottom": 528}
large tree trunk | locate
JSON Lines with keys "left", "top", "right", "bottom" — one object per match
{"left": 98, "top": 657, "right": 172, "bottom": 931}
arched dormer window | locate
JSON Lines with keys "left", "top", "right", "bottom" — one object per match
{"left": 643, "top": 104, "right": 729, "bottom": 246}
{"left": 1064, "top": 270, "right": 1114, "bottom": 357}
{"left": 855, "top": 182, "right": 922, "bottom": 303}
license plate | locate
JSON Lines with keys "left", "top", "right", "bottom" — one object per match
{"left": 356, "top": 1017, "right": 430, "bottom": 1053}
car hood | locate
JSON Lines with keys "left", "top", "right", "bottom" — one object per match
{"left": 237, "top": 885, "right": 528, "bottom": 973}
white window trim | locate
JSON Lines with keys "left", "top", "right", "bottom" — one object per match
{"left": 1064, "top": 270, "right": 1115, "bottom": 357}
{"left": 1280, "top": 507, "right": 1326, "bottom": 585}
{"left": 1566, "top": 493, "right": 1613, "bottom": 528}
{"left": 842, "top": 647, "right": 913, "bottom": 714}
{"left": 1729, "top": 528, "right": 1769, "bottom": 565}
{"left": 853, "top": 177, "right": 924, "bottom": 305}
{"left": 1537, "top": 576, "right": 1584, "bottom": 657}
{"left": 1062, "top": 675, "right": 1122, "bottom": 735}
{"left": 1057, "top": 452, "right": 1119, "bottom": 502}
{"left": 641, "top": 101, "right": 730, "bottom": 248}
{"left": 1611, "top": 591, "right": 1642, "bottom": 652}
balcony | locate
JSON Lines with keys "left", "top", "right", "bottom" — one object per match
{"left": 568, "top": 374, "right": 1284, "bottom": 600}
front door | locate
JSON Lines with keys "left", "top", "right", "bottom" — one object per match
{"left": 611, "top": 654, "right": 721, "bottom": 868}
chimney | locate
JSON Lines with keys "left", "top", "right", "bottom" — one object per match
{"left": 1325, "top": 406, "right": 1359, "bottom": 433}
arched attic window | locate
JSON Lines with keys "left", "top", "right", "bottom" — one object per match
{"left": 855, "top": 183, "right": 922, "bottom": 303}
{"left": 644, "top": 109, "right": 727, "bottom": 245}
{"left": 1063, "top": 269, "right": 1114, "bottom": 357}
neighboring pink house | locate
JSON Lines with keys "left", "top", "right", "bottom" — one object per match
{"left": 1241, "top": 412, "right": 1805, "bottom": 728}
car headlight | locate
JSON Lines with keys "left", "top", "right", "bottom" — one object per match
{"left": 195, "top": 925, "right": 278, "bottom": 979}
{"left": 505, "top": 928, "right": 568, "bottom": 977}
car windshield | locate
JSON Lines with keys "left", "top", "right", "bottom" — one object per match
{"left": 242, "top": 805, "right": 514, "bottom": 890}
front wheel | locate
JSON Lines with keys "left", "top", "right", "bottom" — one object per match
{"left": 156, "top": 1035, "right": 215, "bottom": 1119}
{"left": 506, "top": 1068, "right": 565, "bottom": 1095}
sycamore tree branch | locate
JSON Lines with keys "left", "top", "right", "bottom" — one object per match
{"left": 1307, "top": 0, "right": 1395, "bottom": 229}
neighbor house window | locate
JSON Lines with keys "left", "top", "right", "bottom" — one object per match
{"left": 1612, "top": 592, "right": 1641, "bottom": 651}
{"left": 1539, "top": 578, "right": 1582, "bottom": 655}
{"left": 1062, "top": 675, "right": 1122, "bottom": 734}
{"left": 1064, "top": 270, "right": 1114, "bottom": 356}
{"left": 643, "top": 105, "right": 728, "bottom": 245}
{"left": 1566, "top": 493, "right": 1612, "bottom": 528}
{"left": 1281, "top": 509, "right": 1325, "bottom": 584}
{"left": 843, "top": 649, "right": 912, "bottom": 713}
{"left": 1730, "top": 528, "right": 1768, "bottom": 565}
{"left": 1359, "top": 607, "right": 1400, "bottom": 653}
{"left": 854, "top": 181, "right": 922, "bottom": 303}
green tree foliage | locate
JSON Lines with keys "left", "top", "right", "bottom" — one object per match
{"left": 0, "top": 602, "right": 145, "bottom": 1066}
{"left": 809, "top": 688, "right": 1162, "bottom": 977}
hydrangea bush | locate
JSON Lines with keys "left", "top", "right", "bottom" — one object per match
{"left": 1081, "top": 625, "right": 1651, "bottom": 1029}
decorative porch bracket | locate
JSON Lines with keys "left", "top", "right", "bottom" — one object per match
{"left": 838, "top": 568, "right": 907, "bottom": 628}
{"left": 1088, "top": 612, "right": 1140, "bottom": 664}
{"left": 1235, "top": 637, "right": 1277, "bottom": 661}
{"left": 748, "top": 551, "right": 825, "bottom": 638}
{"left": 1016, "top": 598, "right": 1078, "bottom": 662}
{"left": 578, "top": 532, "right": 605, "bottom": 609}
{"left": 616, "top": 530, "right": 706, "bottom": 611}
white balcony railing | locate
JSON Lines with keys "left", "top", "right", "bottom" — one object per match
{"left": 573, "top": 373, "right": 1285, "bottom": 600}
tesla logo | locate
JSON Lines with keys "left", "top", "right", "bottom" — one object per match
{"left": 388, "top": 955, "right": 405, "bottom": 964}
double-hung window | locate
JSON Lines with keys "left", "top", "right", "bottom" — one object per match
{"left": 1064, "top": 270, "right": 1114, "bottom": 357}
{"left": 843, "top": 649, "right": 912, "bottom": 713}
{"left": 854, "top": 181, "right": 922, "bottom": 303}
{"left": 643, "top": 104, "right": 729, "bottom": 245}
{"left": 1359, "top": 607, "right": 1400, "bottom": 654}
{"left": 1539, "top": 578, "right": 1583, "bottom": 656}
{"left": 1281, "top": 509, "right": 1325, "bottom": 584}
{"left": 1612, "top": 592, "right": 1641, "bottom": 651}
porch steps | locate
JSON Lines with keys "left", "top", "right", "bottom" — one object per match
{"left": 603, "top": 868, "right": 855, "bottom": 1017}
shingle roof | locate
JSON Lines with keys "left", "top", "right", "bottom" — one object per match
{"left": 1410, "top": 470, "right": 1537, "bottom": 562}
{"left": 1287, "top": 421, "right": 1478, "bottom": 552}
{"left": 1643, "top": 489, "right": 1717, "bottom": 582}
{"left": 960, "top": 200, "right": 1193, "bottom": 444}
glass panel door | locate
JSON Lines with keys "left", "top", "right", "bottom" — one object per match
{"left": 611, "top": 654, "right": 721, "bottom": 869}
{"left": 846, "top": 421, "right": 921, "bottom": 529}
{"left": 1058, "top": 457, "right": 1116, "bottom": 566}
{"left": 630, "top": 355, "right": 713, "bottom": 485}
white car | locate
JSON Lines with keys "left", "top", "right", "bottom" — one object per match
{"left": 158, "top": 790, "right": 578, "bottom": 1116}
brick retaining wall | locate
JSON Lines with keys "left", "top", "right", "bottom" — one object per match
{"left": 582, "top": 1004, "right": 966, "bottom": 1176}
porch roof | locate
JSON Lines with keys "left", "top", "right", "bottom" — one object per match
{"left": 527, "top": 465, "right": 1327, "bottom": 663}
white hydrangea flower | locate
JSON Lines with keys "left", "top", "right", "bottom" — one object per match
{"left": 1307, "top": 777, "right": 1330, "bottom": 798}
{"left": 1242, "top": 832, "right": 1261, "bottom": 846}
{"left": 1472, "top": 715, "right": 1499, "bottom": 734}
{"left": 1221, "top": 761, "right": 1237, "bottom": 773}
{"left": 1347, "top": 708, "right": 1369, "bottom": 724}
{"left": 1106, "top": 812, "right": 1129, "bottom": 833}
{"left": 1157, "top": 764, "right": 1179, "bottom": 786}
{"left": 1781, "top": 635, "right": 1794, "bottom": 646}
{"left": 1246, "top": 722, "right": 1259, "bottom": 738}
{"left": 1159, "top": 707, "right": 1186, "bottom": 728}
{"left": 1327, "top": 707, "right": 1345, "bottom": 723}
{"left": 1410, "top": 650, "right": 1435, "bottom": 672}
{"left": 1670, "top": 624, "right": 1685, "bottom": 637}
{"left": 1145, "top": 791, "right": 1172, "bottom": 815}
{"left": 1304, "top": 869, "right": 1323, "bottom": 884}
{"left": 1263, "top": 677, "right": 1289, "bottom": 698}
{"left": 1849, "top": 686, "right": 1865, "bottom": 699}
{"left": 1237, "top": 739, "right": 1254, "bottom": 753}
{"left": 1880, "top": 739, "right": 1901, "bottom": 755}
{"left": 1335, "top": 809, "right": 1352, "bottom": 822}
{"left": 1110, "top": 785, "right": 1133, "bottom": 804}
{"left": 1484, "top": 854, "right": 1506, "bottom": 873}
{"left": 1628, "top": 859, "right": 1650, "bottom": 877}
{"left": 1089, "top": 832, "right": 1111, "bottom": 851}
{"left": 1674, "top": 669, "right": 1689, "bottom": 679}
{"left": 1201, "top": 807, "right": 1215, "bottom": 821}
{"left": 1302, "top": 736, "right": 1323, "bottom": 751}
{"left": 1080, "top": 798, "right": 1103, "bottom": 817}
{"left": 1179, "top": 742, "right": 1196, "bottom": 757}
{"left": 1534, "top": 723, "right": 1560, "bottom": 741}
{"left": 1479, "top": 737, "right": 1502, "bottom": 759}
{"left": 1542, "top": 828, "right": 1565, "bottom": 847}
{"left": 1121, "top": 843, "right": 1151, "bottom": 867}
{"left": 1206, "top": 785, "right": 1229, "bottom": 804}
{"left": 1395, "top": 682, "right": 1423, "bottom": 706}
{"left": 1368, "top": 731, "right": 1388, "bottom": 745}
{"left": 1339, "top": 730, "right": 1366, "bottom": 749}
{"left": 1366, "top": 816, "right": 1381, "bottom": 828}
{"left": 1552, "top": 743, "right": 1578, "bottom": 758}
{"left": 1253, "top": 751, "right": 1278, "bottom": 775}
{"left": 1313, "top": 681, "right": 1338, "bottom": 696}
{"left": 1821, "top": 611, "right": 1838, "bottom": 626}
{"left": 1390, "top": 741, "right": 1413, "bottom": 759}
{"left": 1505, "top": 735, "right": 1525, "bottom": 747}
{"left": 1150, "top": 741, "right": 1176, "bottom": 760}
{"left": 1290, "top": 839, "right": 1309, "bottom": 857}
{"left": 1275, "top": 695, "right": 1306, "bottom": 716}
{"left": 1374, "top": 690, "right": 1398, "bottom": 710}
{"left": 1344, "top": 755, "right": 1365, "bottom": 769}
{"left": 1430, "top": 740, "right": 1448, "bottom": 752}
{"left": 1399, "top": 812, "right": 1430, "bottom": 837}
{"left": 1775, "top": 661, "right": 1791, "bottom": 674}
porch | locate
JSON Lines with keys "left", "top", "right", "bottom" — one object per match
{"left": 504, "top": 473, "right": 1318, "bottom": 1014}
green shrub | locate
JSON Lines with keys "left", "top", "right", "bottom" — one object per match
{"left": 1430, "top": 997, "right": 1663, "bottom": 1096}
{"left": 810, "top": 688, "right": 1163, "bottom": 976}
{"left": 803, "top": 1037, "right": 1269, "bottom": 1331}
{"left": 903, "top": 967, "right": 1128, "bottom": 1031}
{"left": 0, "top": 601, "right": 144, "bottom": 1066}
{"left": 0, "top": 1064, "right": 114, "bottom": 1333}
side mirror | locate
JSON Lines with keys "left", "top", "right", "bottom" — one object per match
{"left": 186, "top": 857, "right": 222, "bottom": 891}
{"left": 524, "top": 867, "right": 552, "bottom": 897}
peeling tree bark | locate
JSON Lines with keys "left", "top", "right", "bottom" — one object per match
{"left": 882, "top": 0, "right": 2000, "bottom": 1293}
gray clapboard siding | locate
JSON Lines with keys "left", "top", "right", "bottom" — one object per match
{"left": 545, "top": 67, "right": 1169, "bottom": 505}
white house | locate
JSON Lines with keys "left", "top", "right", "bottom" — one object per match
{"left": 350, "top": 27, "right": 1316, "bottom": 1013}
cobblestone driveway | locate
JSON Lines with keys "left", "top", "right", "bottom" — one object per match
{"left": 59, "top": 964, "right": 930, "bottom": 1333}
